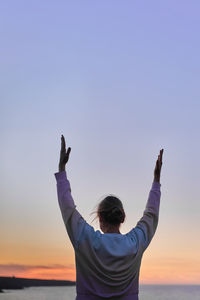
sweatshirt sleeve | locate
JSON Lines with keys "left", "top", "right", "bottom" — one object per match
{"left": 54, "top": 171, "right": 93, "bottom": 250}
{"left": 129, "top": 182, "right": 161, "bottom": 251}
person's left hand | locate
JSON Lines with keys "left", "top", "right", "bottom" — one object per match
{"left": 154, "top": 149, "right": 164, "bottom": 182}
{"left": 59, "top": 135, "right": 71, "bottom": 172}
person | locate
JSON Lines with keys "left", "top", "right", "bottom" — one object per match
{"left": 54, "top": 135, "right": 163, "bottom": 300}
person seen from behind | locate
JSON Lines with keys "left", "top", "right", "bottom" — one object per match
{"left": 54, "top": 135, "right": 164, "bottom": 300}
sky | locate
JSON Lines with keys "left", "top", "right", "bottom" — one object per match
{"left": 1, "top": 0, "right": 200, "bottom": 284}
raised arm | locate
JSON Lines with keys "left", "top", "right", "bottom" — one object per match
{"left": 55, "top": 135, "right": 91, "bottom": 250}
{"left": 130, "top": 149, "right": 164, "bottom": 251}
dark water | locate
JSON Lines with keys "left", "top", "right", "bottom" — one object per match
{"left": 1, "top": 285, "right": 200, "bottom": 300}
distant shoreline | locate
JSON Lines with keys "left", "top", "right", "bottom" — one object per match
{"left": 0, "top": 276, "right": 76, "bottom": 292}
{"left": 1, "top": 277, "right": 199, "bottom": 293}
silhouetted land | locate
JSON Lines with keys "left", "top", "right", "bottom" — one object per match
{"left": 0, "top": 276, "right": 76, "bottom": 291}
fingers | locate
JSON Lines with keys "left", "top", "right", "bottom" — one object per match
{"left": 66, "top": 147, "right": 71, "bottom": 157}
{"left": 157, "top": 149, "right": 164, "bottom": 170}
{"left": 159, "top": 149, "right": 164, "bottom": 163}
{"left": 154, "top": 149, "right": 164, "bottom": 181}
{"left": 61, "top": 135, "right": 66, "bottom": 152}
{"left": 158, "top": 149, "right": 163, "bottom": 159}
{"left": 155, "top": 149, "right": 163, "bottom": 167}
{"left": 156, "top": 159, "right": 159, "bottom": 169}
{"left": 60, "top": 135, "right": 71, "bottom": 164}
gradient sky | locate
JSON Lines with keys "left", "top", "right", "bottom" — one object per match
{"left": 1, "top": 1, "right": 200, "bottom": 284}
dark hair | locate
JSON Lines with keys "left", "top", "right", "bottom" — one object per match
{"left": 91, "top": 195, "right": 125, "bottom": 226}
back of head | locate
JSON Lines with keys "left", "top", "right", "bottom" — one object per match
{"left": 97, "top": 195, "right": 125, "bottom": 226}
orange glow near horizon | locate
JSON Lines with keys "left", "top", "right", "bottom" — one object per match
{"left": 0, "top": 264, "right": 76, "bottom": 281}
{"left": 1, "top": 259, "right": 200, "bottom": 284}
{"left": 1, "top": 227, "right": 200, "bottom": 284}
{"left": 1, "top": 236, "right": 200, "bottom": 284}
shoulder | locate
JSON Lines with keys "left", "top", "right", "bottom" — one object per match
{"left": 77, "top": 221, "right": 99, "bottom": 245}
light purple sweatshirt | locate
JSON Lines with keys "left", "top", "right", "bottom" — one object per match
{"left": 55, "top": 171, "right": 161, "bottom": 300}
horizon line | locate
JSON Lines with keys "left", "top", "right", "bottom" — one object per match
{"left": 1, "top": 276, "right": 199, "bottom": 286}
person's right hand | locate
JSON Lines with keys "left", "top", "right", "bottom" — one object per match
{"left": 59, "top": 135, "right": 71, "bottom": 172}
{"left": 154, "top": 149, "right": 164, "bottom": 182}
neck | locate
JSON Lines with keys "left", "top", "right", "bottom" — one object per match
{"left": 103, "top": 226, "right": 121, "bottom": 234}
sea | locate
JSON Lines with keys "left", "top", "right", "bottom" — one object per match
{"left": 0, "top": 285, "right": 200, "bottom": 300}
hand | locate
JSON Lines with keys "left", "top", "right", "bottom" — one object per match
{"left": 59, "top": 135, "right": 71, "bottom": 172}
{"left": 154, "top": 149, "right": 164, "bottom": 182}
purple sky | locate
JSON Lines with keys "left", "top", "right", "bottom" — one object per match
{"left": 1, "top": 1, "right": 200, "bottom": 283}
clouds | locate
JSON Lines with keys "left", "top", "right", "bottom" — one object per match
{"left": 0, "top": 264, "right": 75, "bottom": 280}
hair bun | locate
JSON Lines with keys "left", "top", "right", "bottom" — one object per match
{"left": 96, "top": 195, "right": 126, "bottom": 226}
{"left": 111, "top": 207, "right": 121, "bottom": 214}
{"left": 106, "top": 206, "right": 123, "bottom": 224}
